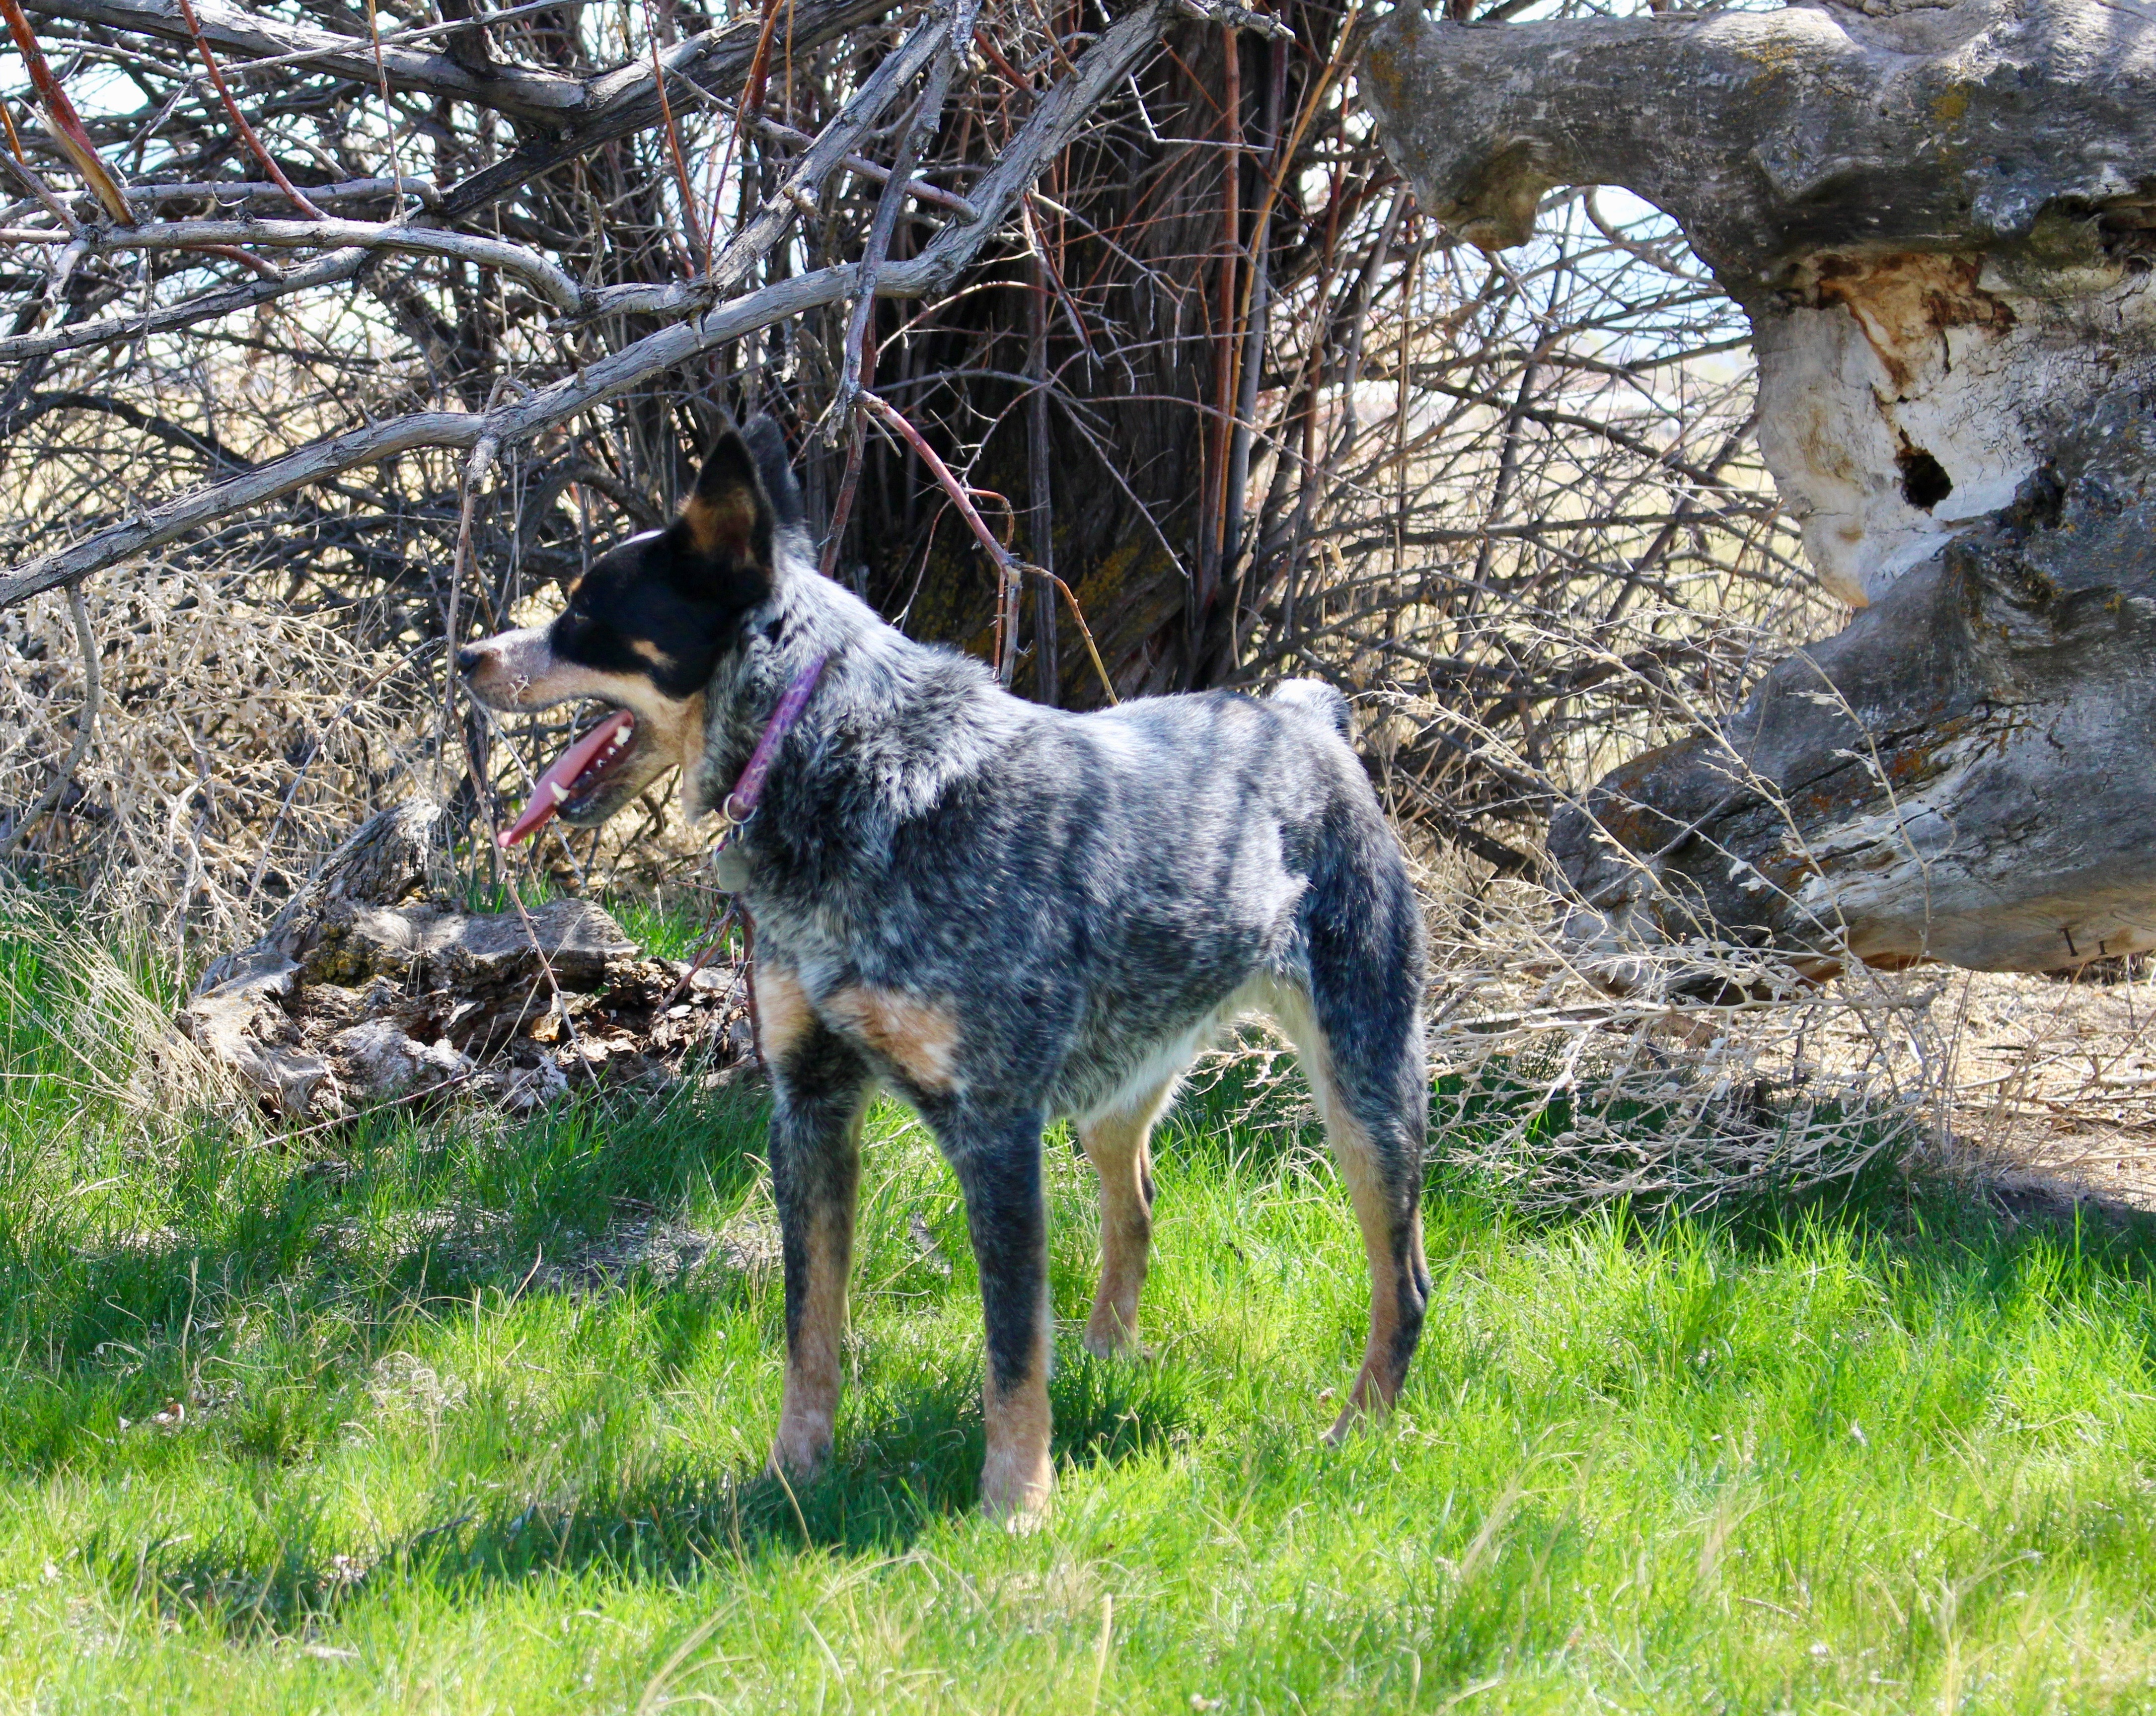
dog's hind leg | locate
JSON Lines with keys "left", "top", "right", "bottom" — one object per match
{"left": 1271, "top": 847, "right": 1430, "bottom": 1440}
{"left": 1273, "top": 976, "right": 1430, "bottom": 1441}
{"left": 940, "top": 1110, "right": 1055, "bottom": 1522}
{"left": 762, "top": 967, "right": 878, "bottom": 1481}
{"left": 1077, "top": 1077, "right": 1179, "bottom": 1358}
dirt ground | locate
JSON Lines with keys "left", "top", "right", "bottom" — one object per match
{"left": 1419, "top": 902, "right": 2156, "bottom": 1216}
{"left": 1940, "top": 966, "right": 2156, "bottom": 1211}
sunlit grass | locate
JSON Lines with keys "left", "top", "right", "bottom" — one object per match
{"left": 3, "top": 905, "right": 2156, "bottom": 1711}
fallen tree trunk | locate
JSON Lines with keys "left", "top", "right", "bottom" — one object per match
{"left": 180, "top": 802, "right": 752, "bottom": 1116}
{"left": 1550, "top": 400, "right": 2156, "bottom": 989}
{"left": 1364, "top": 0, "right": 2156, "bottom": 982}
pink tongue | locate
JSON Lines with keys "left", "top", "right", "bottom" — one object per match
{"left": 499, "top": 708, "right": 636, "bottom": 848}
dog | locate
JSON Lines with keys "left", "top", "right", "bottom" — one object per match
{"left": 458, "top": 417, "right": 1430, "bottom": 1520}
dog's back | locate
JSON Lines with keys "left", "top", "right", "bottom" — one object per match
{"left": 1268, "top": 676, "right": 1352, "bottom": 740}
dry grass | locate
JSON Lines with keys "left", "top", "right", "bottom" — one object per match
{"left": 0, "top": 561, "right": 425, "bottom": 953}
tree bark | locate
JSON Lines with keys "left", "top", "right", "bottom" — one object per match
{"left": 1364, "top": 0, "right": 2156, "bottom": 981}
{"left": 838, "top": 22, "right": 1271, "bottom": 703}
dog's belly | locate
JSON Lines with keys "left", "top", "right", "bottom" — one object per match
{"left": 1031, "top": 803, "right": 1315, "bottom": 1120}
{"left": 1049, "top": 967, "right": 1290, "bottom": 1126}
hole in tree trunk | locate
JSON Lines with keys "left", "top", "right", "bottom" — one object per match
{"left": 1896, "top": 446, "right": 1954, "bottom": 512}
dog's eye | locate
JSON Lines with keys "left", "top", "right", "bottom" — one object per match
{"left": 553, "top": 608, "right": 614, "bottom": 660}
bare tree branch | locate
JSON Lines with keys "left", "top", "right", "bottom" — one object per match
{"left": 434, "top": 0, "right": 902, "bottom": 215}
{"left": 19, "top": 0, "right": 587, "bottom": 116}
{"left": 0, "top": 0, "right": 1195, "bottom": 612}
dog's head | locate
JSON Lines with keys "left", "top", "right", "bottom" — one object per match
{"left": 459, "top": 417, "right": 804, "bottom": 846}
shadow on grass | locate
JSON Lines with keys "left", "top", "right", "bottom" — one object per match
{"left": 0, "top": 1080, "right": 773, "bottom": 1383}
{"left": 93, "top": 1350, "right": 1199, "bottom": 1639}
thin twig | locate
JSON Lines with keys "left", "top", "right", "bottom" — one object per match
{"left": 0, "top": 0, "right": 134, "bottom": 220}
{"left": 856, "top": 388, "right": 1117, "bottom": 704}
{"left": 174, "top": 0, "right": 328, "bottom": 218}
{"left": 0, "top": 580, "right": 98, "bottom": 855}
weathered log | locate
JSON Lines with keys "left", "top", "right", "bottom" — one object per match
{"left": 297, "top": 898, "right": 632, "bottom": 997}
{"left": 179, "top": 801, "right": 749, "bottom": 1114}
{"left": 180, "top": 800, "right": 448, "bottom": 1111}
{"left": 1364, "top": 0, "right": 2156, "bottom": 980}
{"left": 1552, "top": 397, "right": 2156, "bottom": 988}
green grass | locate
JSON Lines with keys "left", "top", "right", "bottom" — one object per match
{"left": 5, "top": 909, "right": 2156, "bottom": 1712}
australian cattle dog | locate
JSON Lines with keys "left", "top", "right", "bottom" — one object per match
{"left": 458, "top": 417, "right": 1429, "bottom": 1520}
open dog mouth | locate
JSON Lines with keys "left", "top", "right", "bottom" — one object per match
{"left": 499, "top": 706, "right": 640, "bottom": 848}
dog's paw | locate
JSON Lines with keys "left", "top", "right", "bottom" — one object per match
{"left": 1081, "top": 1305, "right": 1148, "bottom": 1360}
{"left": 1322, "top": 1370, "right": 1401, "bottom": 1445}
{"left": 993, "top": 1500, "right": 1050, "bottom": 1535}
{"left": 982, "top": 1484, "right": 1053, "bottom": 1533}
{"left": 768, "top": 1412, "right": 834, "bottom": 1480}
{"left": 1080, "top": 1328, "right": 1151, "bottom": 1362}
{"left": 979, "top": 1450, "right": 1054, "bottom": 1527}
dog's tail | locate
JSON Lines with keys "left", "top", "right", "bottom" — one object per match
{"left": 1269, "top": 678, "right": 1351, "bottom": 742}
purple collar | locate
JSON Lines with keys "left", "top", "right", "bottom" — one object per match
{"left": 710, "top": 649, "right": 828, "bottom": 852}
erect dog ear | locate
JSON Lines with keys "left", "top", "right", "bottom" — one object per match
{"left": 674, "top": 429, "right": 776, "bottom": 581}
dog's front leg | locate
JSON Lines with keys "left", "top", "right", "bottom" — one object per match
{"left": 766, "top": 1011, "right": 875, "bottom": 1482}
{"left": 945, "top": 1112, "right": 1054, "bottom": 1523}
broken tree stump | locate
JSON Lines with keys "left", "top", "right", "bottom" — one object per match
{"left": 1364, "top": 0, "right": 2156, "bottom": 983}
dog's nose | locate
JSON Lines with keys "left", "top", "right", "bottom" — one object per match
{"left": 455, "top": 645, "right": 484, "bottom": 675}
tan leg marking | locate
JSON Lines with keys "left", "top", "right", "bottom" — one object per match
{"left": 980, "top": 1304, "right": 1054, "bottom": 1524}
{"left": 1321, "top": 1104, "right": 1427, "bottom": 1443}
{"left": 1078, "top": 1085, "right": 1175, "bottom": 1358}
{"left": 824, "top": 986, "right": 961, "bottom": 1092}
{"left": 770, "top": 1094, "right": 868, "bottom": 1480}
{"left": 1267, "top": 983, "right": 1425, "bottom": 1444}
{"left": 754, "top": 961, "right": 815, "bottom": 1064}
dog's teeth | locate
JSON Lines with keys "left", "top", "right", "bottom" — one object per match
{"left": 549, "top": 782, "right": 569, "bottom": 804}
